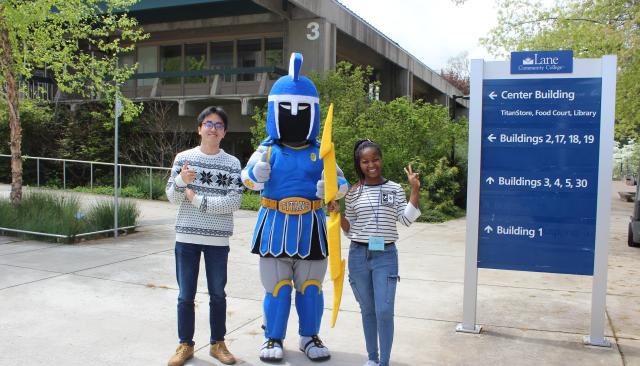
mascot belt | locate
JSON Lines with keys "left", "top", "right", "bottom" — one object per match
{"left": 261, "top": 197, "right": 323, "bottom": 215}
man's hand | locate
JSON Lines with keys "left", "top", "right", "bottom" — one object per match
{"left": 185, "top": 188, "right": 196, "bottom": 202}
{"left": 180, "top": 162, "right": 197, "bottom": 184}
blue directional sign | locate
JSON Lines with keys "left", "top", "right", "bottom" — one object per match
{"left": 478, "top": 77, "right": 602, "bottom": 275}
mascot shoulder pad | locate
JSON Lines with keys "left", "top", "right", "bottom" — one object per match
{"left": 260, "top": 138, "right": 275, "bottom": 147}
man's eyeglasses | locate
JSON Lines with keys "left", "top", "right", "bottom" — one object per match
{"left": 202, "top": 121, "right": 225, "bottom": 130}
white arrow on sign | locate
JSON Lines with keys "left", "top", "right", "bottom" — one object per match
{"left": 489, "top": 91, "right": 497, "bottom": 100}
{"left": 486, "top": 177, "right": 494, "bottom": 184}
{"left": 487, "top": 134, "right": 496, "bottom": 142}
{"left": 484, "top": 225, "right": 493, "bottom": 234}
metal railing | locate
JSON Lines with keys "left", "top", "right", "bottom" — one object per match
{"left": 0, "top": 226, "right": 137, "bottom": 241}
{"left": 0, "top": 154, "right": 172, "bottom": 199}
{"left": 31, "top": 66, "right": 289, "bottom": 101}
{"left": 1, "top": 154, "right": 172, "bottom": 241}
{"left": 128, "top": 66, "right": 287, "bottom": 80}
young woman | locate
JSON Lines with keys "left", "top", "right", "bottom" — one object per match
{"left": 328, "top": 139, "right": 420, "bottom": 366}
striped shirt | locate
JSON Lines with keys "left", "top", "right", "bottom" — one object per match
{"left": 344, "top": 180, "right": 421, "bottom": 244}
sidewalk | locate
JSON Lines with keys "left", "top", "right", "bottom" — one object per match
{"left": 0, "top": 182, "right": 638, "bottom": 365}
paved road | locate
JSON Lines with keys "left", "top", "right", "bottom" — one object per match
{"left": 0, "top": 182, "right": 638, "bottom": 365}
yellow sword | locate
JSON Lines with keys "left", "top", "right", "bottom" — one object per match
{"left": 319, "top": 103, "right": 345, "bottom": 327}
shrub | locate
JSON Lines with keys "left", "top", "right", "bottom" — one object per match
{"left": 241, "top": 192, "right": 261, "bottom": 211}
{"left": 125, "top": 172, "right": 169, "bottom": 200}
{"left": 0, "top": 192, "right": 139, "bottom": 241}
{"left": 251, "top": 62, "right": 468, "bottom": 222}
{"left": 84, "top": 200, "right": 139, "bottom": 230}
{"left": 0, "top": 192, "right": 84, "bottom": 236}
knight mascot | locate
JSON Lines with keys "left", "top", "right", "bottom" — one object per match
{"left": 241, "top": 52, "right": 347, "bottom": 362}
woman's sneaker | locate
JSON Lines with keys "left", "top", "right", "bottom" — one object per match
{"left": 363, "top": 361, "right": 379, "bottom": 366}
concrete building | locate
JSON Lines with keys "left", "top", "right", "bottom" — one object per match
{"left": 62, "top": 0, "right": 470, "bottom": 163}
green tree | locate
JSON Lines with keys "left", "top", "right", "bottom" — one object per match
{"left": 0, "top": 0, "right": 147, "bottom": 203}
{"left": 441, "top": 51, "right": 470, "bottom": 95}
{"left": 251, "top": 62, "right": 467, "bottom": 221}
{"left": 481, "top": 0, "right": 639, "bottom": 141}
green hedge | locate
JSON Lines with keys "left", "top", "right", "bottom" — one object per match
{"left": 241, "top": 192, "right": 261, "bottom": 211}
{"left": 251, "top": 62, "right": 469, "bottom": 222}
{"left": 0, "top": 192, "right": 139, "bottom": 242}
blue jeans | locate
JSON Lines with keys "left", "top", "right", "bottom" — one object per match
{"left": 348, "top": 242, "right": 399, "bottom": 366}
{"left": 175, "top": 241, "right": 229, "bottom": 345}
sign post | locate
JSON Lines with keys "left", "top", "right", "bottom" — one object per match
{"left": 114, "top": 92, "right": 122, "bottom": 238}
{"left": 457, "top": 52, "right": 617, "bottom": 347}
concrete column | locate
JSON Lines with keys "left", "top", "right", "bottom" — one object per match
{"left": 379, "top": 63, "right": 413, "bottom": 101}
{"left": 287, "top": 18, "right": 336, "bottom": 74}
{"left": 396, "top": 68, "right": 413, "bottom": 100}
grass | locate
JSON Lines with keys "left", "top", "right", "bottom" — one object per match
{"left": 72, "top": 185, "right": 147, "bottom": 199}
{"left": 0, "top": 192, "right": 139, "bottom": 242}
{"left": 68, "top": 172, "right": 169, "bottom": 200}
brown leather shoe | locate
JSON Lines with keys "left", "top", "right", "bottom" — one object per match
{"left": 168, "top": 343, "right": 194, "bottom": 366}
{"left": 210, "top": 341, "right": 236, "bottom": 365}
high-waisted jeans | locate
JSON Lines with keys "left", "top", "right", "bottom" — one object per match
{"left": 348, "top": 242, "right": 399, "bottom": 366}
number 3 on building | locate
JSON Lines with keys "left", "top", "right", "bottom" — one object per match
{"left": 306, "top": 22, "right": 320, "bottom": 41}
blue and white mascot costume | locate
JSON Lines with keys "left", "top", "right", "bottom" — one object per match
{"left": 242, "top": 53, "right": 347, "bottom": 362}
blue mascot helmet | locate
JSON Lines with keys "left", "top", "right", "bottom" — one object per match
{"left": 266, "top": 53, "right": 320, "bottom": 142}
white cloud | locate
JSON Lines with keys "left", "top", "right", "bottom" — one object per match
{"left": 337, "top": 0, "right": 500, "bottom": 72}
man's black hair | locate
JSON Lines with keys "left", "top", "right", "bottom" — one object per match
{"left": 197, "top": 106, "right": 228, "bottom": 130}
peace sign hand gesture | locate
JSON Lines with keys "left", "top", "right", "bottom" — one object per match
{"left": 404, "top": 164, "right": 420, "bottom": 191}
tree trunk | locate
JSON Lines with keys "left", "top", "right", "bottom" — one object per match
{"left": 0, "top": 10, "right": 22, "bottom": 204}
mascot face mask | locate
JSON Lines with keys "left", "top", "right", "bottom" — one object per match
{"left": 266, "top": 53, "right": 320, "bottom": 143}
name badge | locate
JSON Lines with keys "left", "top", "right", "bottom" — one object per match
{"left": 368, "top": 236, "right": 385, "bottom": 251}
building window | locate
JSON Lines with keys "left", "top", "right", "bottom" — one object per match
{"left": 265, "top": 37, "right": 283, "bottom": 80}
{"left": 137, "top": 46, "right": 157, "bottom": 87}
{"left": 118, "top": 52, "right": 134, "bottom": 89}
{"left": 237, "top": 39, "right": 261, "bottom": 82}
{"left": 160, "top": 45, "right": 182, "bottom": 85}
{"left": 210, "top": 41, "right": 234, "bottom": 82}
{"left": 119, "top": 52, "right": 134, "bottom": 68}
{"left": 185, "top": 43, "right": 207, "bottom": 84}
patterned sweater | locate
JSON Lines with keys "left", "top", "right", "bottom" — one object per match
{"left": 166, "top": 147, "right": 243, "bottom": 246}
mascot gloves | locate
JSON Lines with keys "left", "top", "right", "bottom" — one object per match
{"left": 315, "top": 169, "right": 349, "bottom": 200}
{"left": 252, "top": 152, "right": 271, "bottom": 183}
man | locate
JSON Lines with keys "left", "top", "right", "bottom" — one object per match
{"left": 166, "top": 106, "right": 243, "bottom": 366}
